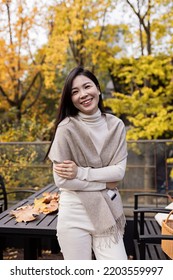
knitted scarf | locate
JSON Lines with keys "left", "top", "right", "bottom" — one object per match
{"left": 49, "top": 113, "right": 128, "bottom": 243}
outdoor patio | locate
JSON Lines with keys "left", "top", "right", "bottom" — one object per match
{"left": 0, "top": 140, "right": 173, "bottom": 260}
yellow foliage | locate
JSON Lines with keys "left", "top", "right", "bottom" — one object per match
{"left": 104, "top": 55, "right": 173, "bottom": 140}
{"left": 43, "top": 0, "right": 127, "bottom": 87}
{"left": 0, "top": 0, "right": 48, "bottom": 123}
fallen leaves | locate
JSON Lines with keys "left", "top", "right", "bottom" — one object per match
{"left": 34, "top": 192, "right": 59, "bottom": 214}
{"left": 10, "top": 192, "right": 59, "bottom": 222}
{"left": 10, "top": 205, "right": 40, "bottom": 223}
{"left": 37, "top": 199, "right": 59, "bottom": 215}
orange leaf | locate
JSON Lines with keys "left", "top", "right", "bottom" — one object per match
{"left": 9, "top": 192, "right": 60, "bottom": 222}
{"left": 41, "top": 199, "right": 59, "bottom": 214}
{"left": 42, "top": 192, "right": 59, "bottom": 203}
{"left": 10, "top": 205, "right": 39, "bottom": 222}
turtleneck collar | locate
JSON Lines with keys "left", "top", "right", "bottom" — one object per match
{"left": 77, "top": 109, "right": 104, "bottom": 126}
{"left": 78, "top": 109, "right": 105, "bottom": 127}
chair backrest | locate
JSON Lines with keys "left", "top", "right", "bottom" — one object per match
{"left": 0, "top": 175, "right": 8, "bottom": 212}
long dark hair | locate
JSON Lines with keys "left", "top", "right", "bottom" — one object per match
{"left": 45, "top": 66, "right": 105, "bottom": 159}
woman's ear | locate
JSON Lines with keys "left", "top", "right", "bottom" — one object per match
{"left": 97, "top": 89, "right": 101, "bottom": 95}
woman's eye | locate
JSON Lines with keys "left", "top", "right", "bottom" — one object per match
{"left": 72, "top": 91, "right": 78, "bottom": 95}
{"left": 85, "top": 85, "right": 91, "bottom": 89}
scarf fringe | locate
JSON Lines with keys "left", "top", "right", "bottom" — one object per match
{"left": 95, "top": 214, "right": 126, "bottom": 248}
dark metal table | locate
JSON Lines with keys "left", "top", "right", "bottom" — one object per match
{"left": 0, "top": 183, "right": 60, "bottom": 260}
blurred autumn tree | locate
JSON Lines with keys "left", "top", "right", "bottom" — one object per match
{"left": 0, "top": 0, "right": 58, "bottom": 141}
{"left": 104, "top": 55, "right": 173, "bottom": 139}
{"left": 105, "top": 0, "right": 173, "bottom": 140}
{"left": 124, "top": 0, "right": 173, "bottom": 56}
{"left": 0, "top": 1, "right": 41, "bottom": 118}
{"left": 43, "top": 0, "right": 128, "bottom": 90}
{"left": 0, "top": 0, "right": 173, "bottom": 142}
{"left": 1, "top": 0, "right": 129, "bottom": 141}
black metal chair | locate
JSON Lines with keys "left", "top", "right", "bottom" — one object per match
{"left": 133, "top": 192, "right": 173, "bottom": 259}
{"left": 0, "top": 175, "right": 35, "bottom": 213}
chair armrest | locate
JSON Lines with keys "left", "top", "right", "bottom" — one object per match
{"left": 134, "top": 192, "right": 169, "bottom": 209}
{"left": 133, "top": 208, "right": 172, "bottom": 239}
{"left": 6, "top": 190, "right": 35, "bottom": 195}
{"left": 140, "top": 235, "right": 173, "bottom": 243}
{"left": 134, "top": 192, "right": 168, "bottom": 198}
{"left": 134, "top": 208, "right": 172, "bottom": 214}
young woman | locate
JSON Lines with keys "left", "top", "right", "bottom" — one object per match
{"left": 47, "top": 66, "right": 128, "bottom": 260}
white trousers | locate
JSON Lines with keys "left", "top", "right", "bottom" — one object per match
{"left": 56, "top": 191, "right": 127, "bottom": 260}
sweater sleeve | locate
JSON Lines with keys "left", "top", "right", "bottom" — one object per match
{"left": 53, "top": 166, "right": 106, "bottom": 191}
{"left": 76, "top": 158, "right": 127, "bottom": 183}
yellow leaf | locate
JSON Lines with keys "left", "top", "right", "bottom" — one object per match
{"left": 34, "top": 192, "right": 59, "bottom": 214}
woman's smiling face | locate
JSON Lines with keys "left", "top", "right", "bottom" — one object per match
{"left": 71, "top": 75, "right": 100, "bottom": 115}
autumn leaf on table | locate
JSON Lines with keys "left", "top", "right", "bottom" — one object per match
{"left": 10, "top": 205, "right": 39, "bottom": 223}
{"left": 42, "top": 192, "right": 59, "bottom": 203}
{"left": 9, "top": 192, "right": 60, "bottom": 222}
{"left": 34, "top": 192, "right": 59, "bottom": 214}
{"left": 33, "top": 197, "right": 46, "bottom": 212}
{"left": 41, "top": 199, "right": 59, "bottom": 214}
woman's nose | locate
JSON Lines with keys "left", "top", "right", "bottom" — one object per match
{"left": 80, "top": 89, "right": 88, "bottom": 98}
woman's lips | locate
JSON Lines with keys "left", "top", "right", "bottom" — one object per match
{"left": 81, "top": 98, "right": 93, "bottom": 106}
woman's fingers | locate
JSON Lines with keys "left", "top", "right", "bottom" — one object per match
{"left": 53, "top": 160, "right": 78, "bottom": 179}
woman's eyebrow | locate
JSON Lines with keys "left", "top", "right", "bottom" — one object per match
{"left": 72, "top": 82, "right": 91, "bottom": 90}
{"left": 83, "top": 82, "right": 91, "bottom": 86}
{"left": 72, "top": 87, "right": 78, "bottom": 91}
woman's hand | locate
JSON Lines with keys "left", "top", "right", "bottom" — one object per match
{"left": 54, "top": 160, "right": 78, "bottom": 179}
{"left": 106, "top": 182, "right": 118, "bottom": 190}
